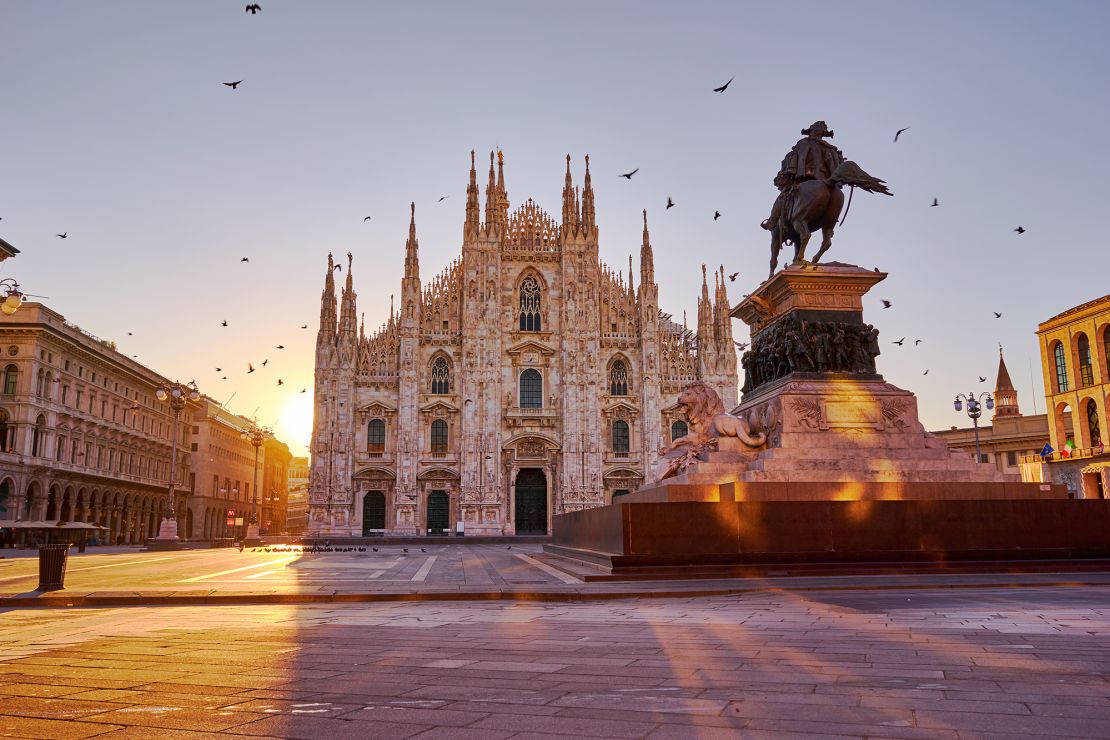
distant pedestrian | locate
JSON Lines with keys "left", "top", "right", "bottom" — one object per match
{"left": 238, "top": 540, "right": 245, "bottom": 552}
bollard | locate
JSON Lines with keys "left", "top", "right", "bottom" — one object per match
{"left": 37, "top": 544, "right": 70, "bottom": 591}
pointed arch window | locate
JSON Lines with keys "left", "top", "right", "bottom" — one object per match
{"left": 1078, "top": 334, "right": 1094, "bottom": 387}
{"left": 2, "top": 365, "right": 17, "bottom": 395}
{"left": 609, "top": 359, "right": 629, "bottom": 396}
{"left": 520, "top": 369, "right": 542, "bottom": 408}
{"left": 430, "top": 419, "right": 448, "bottom": 454}
{"left": 1053, "top": 342, "right": 1069, "bottom": 393}
{"left": 1088, "top": 400, "right": 1102, "bottom": 447}
{"left": 519, "top": 276, "right": 542, "bottom": 331}
{"left": 612, "top": 420, "right": 630, "bottom": 453}
{"left": 367, "top": 419, "right": 386, "bottom": 454}
{"left": 430, "top": 356, "right": 451, "bottom": 394}
{"left": 671, "top": 420, "right": 688, "bottom": 441}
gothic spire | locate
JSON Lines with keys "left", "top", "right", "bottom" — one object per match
{"left": 404, "top": 202, "right": 420, "bottom": 283}
{"left": 465, "top": 149, "right": 479, "bottom": 237}
{"left": 639, "top": 209, "right": 655, "bottom": 288}
{"left": 338, "top": 251, "right": 357, "bottom": 341}
{"left": 561, "top": 154, "right": 577, "bottom": 231}
{"left": 495, "top": 149, "right": 509, "bottom": 227}
{"left": 580, "top": 154, "right": 595, "bottom": 230}
{"left": 628, "top": 254, "right": 635, "bottom": 298}
{"left": 318, "top": 252, "right": 338, "bottom": 339}
{"left": 483, "top": 150, "right": 496, "bottom": 227}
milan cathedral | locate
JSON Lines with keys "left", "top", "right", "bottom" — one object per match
{"left": 308, "top": 152, "right": 738, "bottom": 536}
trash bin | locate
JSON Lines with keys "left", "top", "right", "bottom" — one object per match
{"left": 37, "top": 544, "right": 70, "bottom": 591}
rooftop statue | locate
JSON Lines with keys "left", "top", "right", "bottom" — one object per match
{"left": 761, "top": 121, "right": 892, "bottom": 279}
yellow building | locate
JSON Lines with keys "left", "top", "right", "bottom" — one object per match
{"left": 1033, "top": 294, "right": 1110, "bottom": 497}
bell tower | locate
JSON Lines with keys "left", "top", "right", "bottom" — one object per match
{"left": 993, "top": 345, "right": 1021, "bottom": 419}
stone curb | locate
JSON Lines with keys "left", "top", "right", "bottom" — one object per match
{"left": 4, "top": 577, "right": 1110, "bottom": 608}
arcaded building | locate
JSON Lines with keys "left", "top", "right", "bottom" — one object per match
{"left": 309, "top": 152, "right": 739, "bottom": 536}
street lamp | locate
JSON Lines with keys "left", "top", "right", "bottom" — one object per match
{"left": 154, "top": 381, "right": 200, "bottom": 542}
{"left": 0, "top": 279, "right": 25, "bottom": 316}
{"left": 954, "top": 390, "right": 995, "bottom": 463}
{"left": 240, "top": 420, "right": 272, "bottom": 544}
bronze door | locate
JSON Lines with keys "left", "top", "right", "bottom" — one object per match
{"left": 514, "top": 469, "right": 547, "bottom": 535}
{"left": 362, "top": 491, "right": 385, "bottom": 534}
{"left": 426, "top": 490, "right": 449, "bottom": 534}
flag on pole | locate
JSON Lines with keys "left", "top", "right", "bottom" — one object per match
{"left": 1040, "top": 443, "right": 1054, "bottom": 457}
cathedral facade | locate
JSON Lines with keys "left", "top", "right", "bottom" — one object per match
{"left": 308, "top": 152, "right": 738, "bottom": 536}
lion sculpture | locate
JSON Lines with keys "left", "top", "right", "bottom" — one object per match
{"left": 658, "top": 382, "right": 767, "bottom": 458}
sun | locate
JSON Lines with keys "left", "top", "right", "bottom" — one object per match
{"left": 276, "top": 392, "right": 313, "bottom": 455}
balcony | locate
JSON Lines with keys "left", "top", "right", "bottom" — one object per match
{"left": 504, "top": 406, "right": 558, "bottom": 428}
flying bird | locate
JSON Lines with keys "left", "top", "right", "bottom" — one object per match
{"left": 334, "top": 264, "right": 342, "bottom": 272}
{"left": 881, "top": 299, "right": 892, "bottom": 309}
{"left": 262, "top": 359, "right": 268, "bottom": 366}
{"left": 222, "top": 376, "right": 227, "bottom": 380}
{"left": 223, "top": 80, "right": 243, "bottom": 89}
{"left": 979, "top": 376, "right": 987, "bottom": 383}
{"left": 713, "top": 75, "right": 735, "bottom": 93}
{"left": 221, "top": 320, "right": 228, "bottom": 327}
{"left": 277, "top": 379, "right": 283, "bottom": 386}
{"left": 276, "top": 345, "right": 284, "bottom": 349}
{"left": 216, "top": 367, "right": 222, "bottom": 372}
{"left": 894, "top": 127, "right": 910, "bottom": 142}
{"left": 893, "top": 337, "right": 905, "bottom": 346}
{"left": 1014, "top": 226, "right": 1025, "bottom": 234}
{"left": 300, "top": 324, "right": 308, "bottom": 329}
{"left": 240, "top": 257, "right": 249, "bottom": 262}
{"left": 363, "top": 216, "right": 372, "bottom": 222}
{"left": 245, "top": 3, "right": 261, "bottom": 13}
{"left": 666, "top": 197, "right": 675, "bottom": 210}
{"left": 923, "top": 369, "right": 929, "bottom": 375}
{"left": 127, "top": 332, "right": 132, "bottom": 336}
{"left": 618, "top": 168, "right": 639, "bottom": 180}
{"left": 300, "top": 388, "right": 306, "bottom": 393}
{"left": 733, "top": 341, "right": 749, "bottom": 350}
{"left": 714, "top": 211, "right": 722, "bottom": 221}
{"left": 56, "top": 232, "right": 67, "bottom": 239}
{"left": 437, "top": 195, "right": 449, "bottom": 202}
{"left": 993, "top": 312, "right": 1002, "bottom": 318}
{"left": 914, "top": 339, "right": 923, "bottom": 346}
{"left": 247, "top": 363, "right": 255, "bottom": 373}
{"left": 931, "top": 198, "right": 939, "bottom": 207}
{"left": 728, "top": 272, "right": 739, "bottom": 282}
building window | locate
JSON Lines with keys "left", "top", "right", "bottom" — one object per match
{"left": 671, "top": 420, "right": 688, "bottom": 441}
{"left": 520, "top": 369, "right": 542, "bottom": 408}
{"left": 31, "top": 415, "right": 45, "bottom": 457}
{"left": 609, "top": 360, "right": 629, "bottom": 396}
{"left": 430, "top": 356, "right": 451, "bottom": 394}
{"left": 612, "top": 420, "right": 630, "bottom": 453}
{"left": 519, "top": 276, "right": 542, "bottom": 331}
{"left": 1088, "top": 400, "right": 1102, "bottom": 447}
{"left": 36, "top": 369, "right": 45, "bottom": 397}
{"left": 367, "top": 419, "right": 385, "bottom": 453}
{"left": 56, "top": 435, "right": 66, "bottom": 461}
{"left": 2, "top": 365, "right": 17, "bottom": 395}
{"left": 0, "top": 410, "right": 10, "bottom": 452}
{"left": 1078, "top": 334, "right": 1094, "bottom": 387}
{"left": 1006, "top": 451, "right": 1017, "bottom": 466}
{"left": 430, "top": 419, "right": 448, "bottom": 454}
{"left": 979, "top": 453, "right": 989, "bottom": 463}
{"left": 1053, "top": 342, "right": 1069, "bottom": 393}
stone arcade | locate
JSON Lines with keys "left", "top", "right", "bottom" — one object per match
{"left": 308, "top": 152, "right": 739, "bottom": 536}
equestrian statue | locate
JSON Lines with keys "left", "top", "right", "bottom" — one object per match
{"left": 761, "top": 121, "right": 892, "bottom": 279}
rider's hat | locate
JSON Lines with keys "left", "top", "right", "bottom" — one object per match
{"left": 801, "top": 121, "right": 834, "bottom": 138}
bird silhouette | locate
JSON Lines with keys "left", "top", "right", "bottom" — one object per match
{"left": 245, "top": 3, "right": 261, "bottom": 13}
{"left": 240, "top": 257, "right": 249, "bottom": 262}
{"left": 223, "top": 80, "right": 242, "bottom": 89}
{"left": 127, "top": 332, "right": 132, "bottom": 336}
{"left": 619, "top": 168, "right": 639, "bottom": 180}
{"left": 714, "top": 211, "right": 722, "bottom": 221}
{"left": 334, "top": 264, "right": 342, "bottom": 272}
{"left": 221, "top": 320, "right": 228, "bottom": 327}
{"left": 914, "top": 339, "right": 923, "bottom": 346}
{"left": 247, "top": 363, "right": 255, "bottom": 373}
{"left": 372, "top": 547, "right": 378, "bottom": 552}
{"left": 402, "top": 548, "right": 408, "bottom": 553}
{"left": 666, "top": 197, "right": 675, "bottom": 210}
{"left": 300, "top": 324, "right": 308, "bottom": 329}
{"left": 881, "top": 299, "right": 892, "bottom": 309}
{"left": 1014, "top": 226, "right": 1026, "bottom": 234}
{"left": 923, "top": 369, "right": 929, "bottom": 375}
{"left": 363, "top": 216, "right": 371, "bottom": 222}
{"left": 216, "top": 367, "right": 222, "bottom": 372}
{"left": 300, "top": 388, "right": 306, "bottom": 393}
{"left": 276, "top": 345, "right": 284, "bottom": 349}
{"left": 894, "top": 127, "right": 910, "bottom": 142}
{"left": 728, "top": 272, "right": 739, "bottom": 282}
{"left": 993, "top": 311, "right": 1002, "bottom": 318}
{"left": 979, "top": 376, "right": 987, "bottom": 383}
{"left": 893, "top": 337, "right": 905, "bottom": 346}
{"left": 222, "top": 376, "right": 227, "bottom": 380}
{"left": 420, "top": 547, "right": 426, "bottom": 553}
{"left": 56, "top": 232, "right": 67, "bottom": 239}
{"left": 931, "top": 198, "right": 939, "bottom": 207}
{"left": 262, "top": 359, "right": 268, "bottom": 366}
{"left": 506, "top": 545, "right": 512, "bottom": 550}
{"left": 713, "top": 76, "right": 735, "bottom": 93}
{"left": 733, "top": 340, "right": 749, "bottom": 350}
{"left": 437, "top": 195, "right": 449, "bottom": 202}
{"left": 277, "top": 378, "right": 284, "bottom": 386}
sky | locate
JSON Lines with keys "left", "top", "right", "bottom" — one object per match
{"left": 2, "top": 1, "right": 1109, "bottom": 456}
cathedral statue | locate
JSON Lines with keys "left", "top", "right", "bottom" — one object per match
{"left": 657, "top": 382, "right": 767, "bottom": 481}
{"left": 761, "top": 121, "right": 893, "bottom": 278}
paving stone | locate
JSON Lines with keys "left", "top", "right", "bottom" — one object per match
{"left": 228, "top": 715, "right": 430, "bottom": 739}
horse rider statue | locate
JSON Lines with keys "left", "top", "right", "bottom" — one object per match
{"left": 761, "top": 121, "right": 893, "bottom": 279}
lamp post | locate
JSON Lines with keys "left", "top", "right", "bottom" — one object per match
{"left": 0, "top": 280, "right": 25, "bottom": 316}
{"left": 241, "top": 420, "right": 272, "bottom": 544}
{"left": 154, "top": 381, "right": 200, "bottom": 542}
{"left": 954, "top": 390, "right": 995, "bottom": 463}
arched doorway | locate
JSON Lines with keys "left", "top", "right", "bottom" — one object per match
{"left": 362, "top": 491, "right": 386, "bottom": 534}
{"left": 426, "top": 491, "right": 449, "bottom": 535}
{"left": 514, "top": 469, "right": 547, "bottom": 535}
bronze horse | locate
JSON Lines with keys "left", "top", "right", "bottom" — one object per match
{"left": 763, "top": 161, "right": 892, "bottom": 279}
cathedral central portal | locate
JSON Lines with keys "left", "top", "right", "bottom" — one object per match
{"left": 307, "top": 152, "right": 739, "bottom": 537}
